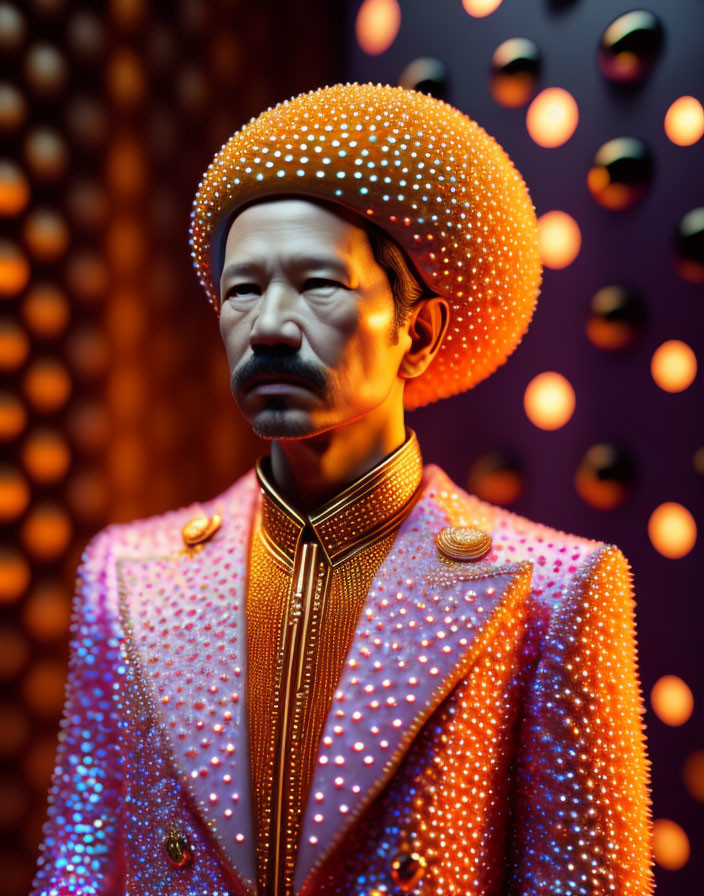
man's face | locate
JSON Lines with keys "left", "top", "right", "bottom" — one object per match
{"left": 219, "top": 198, "right": 411, "bottom": 440}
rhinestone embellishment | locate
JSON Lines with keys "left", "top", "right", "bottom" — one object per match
{"left": 435, "top": 525, "right": 492, "bottom": 561}
{"left": 181, "top": 513, "right": 222, "bottom": 547}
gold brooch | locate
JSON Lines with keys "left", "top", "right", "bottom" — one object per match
{"left": 163, "top": 822, "right": 193, "bottom": 868}
{"left": 181, "top": 513, "right": 222, "bottom": 548}
{"left": 435, "top": 525, "right": 492, "bottom": 561}
{"left": 391, "top": 851, "right": 428, "bottom": 890}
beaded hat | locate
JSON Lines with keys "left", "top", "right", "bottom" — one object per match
{"left": 190, "top": 82, "right": 542, "bottom": 409}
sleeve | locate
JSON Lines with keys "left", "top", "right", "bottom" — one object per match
{"left": 30, "top": 529, "right": 125, "bottom": 896}
{"left": 506, "top": 544, "right": 654, "bottom": 896}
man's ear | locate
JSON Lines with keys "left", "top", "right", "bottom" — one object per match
{"left": 398, "top": 295, "right": 450, "bottom": 380}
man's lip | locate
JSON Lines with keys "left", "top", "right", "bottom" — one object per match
{"left": 245, "top": 375, "right": 316, "bottom": 393}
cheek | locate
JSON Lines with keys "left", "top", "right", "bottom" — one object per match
{"left": 219, "top": 308, "right": 249, "bottom": 366}
{"left": 324, "top": 300, "right": 399, "bottom": 389}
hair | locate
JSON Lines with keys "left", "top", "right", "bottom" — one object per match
{"left": 364, "top": 222, "right": 431, "bottom": 333}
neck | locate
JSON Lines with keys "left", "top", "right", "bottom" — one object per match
{"left": 269, "top": 406, "right": 408, "bottom": 515}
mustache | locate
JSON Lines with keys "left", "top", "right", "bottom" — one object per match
{"left": 232, "top": 347, "right": 331, "bottom": 395}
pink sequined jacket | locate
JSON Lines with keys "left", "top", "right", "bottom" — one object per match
{"left": 31, "top": 464, "right": 653, "bottom": 896}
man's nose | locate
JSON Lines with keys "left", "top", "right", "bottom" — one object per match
{"left": 248, "top": 283, "right": 302, "bottom": 349}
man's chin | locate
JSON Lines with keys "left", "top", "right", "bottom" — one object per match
{"left": 247, "top": 408, "right": 322, "bottom": 440}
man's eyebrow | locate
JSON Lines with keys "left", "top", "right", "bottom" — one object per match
{"left": 220, "top": 256, "right": 352, "bottom": 284}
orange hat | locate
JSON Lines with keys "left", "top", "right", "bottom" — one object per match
{"left": 190, "top": 82, "right": 542, "bottom": 409}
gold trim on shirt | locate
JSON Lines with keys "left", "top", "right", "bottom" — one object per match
{"left": 247, "top": 428, "right": 423, "bottom": 896}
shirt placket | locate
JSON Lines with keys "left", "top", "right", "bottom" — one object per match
{"left": 267, "top": 535, "right": 329, "bottom": 896}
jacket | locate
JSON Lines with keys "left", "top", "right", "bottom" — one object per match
{"left": 30, "top": 462, "right": 653, "bottom": 896}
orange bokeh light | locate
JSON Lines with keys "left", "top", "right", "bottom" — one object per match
{"left": 0, "top": 466, "right": 30, "bottom": 522}
{"left": 462, "top": 0, "right": 503, "bottom": 16}
{"left": 0, "top": 240, "right": 30, "bottom": 295}
{"left": 650, "top": 339, "right": 697, "bottom": 392}
{"left": 0, "top": 547, "right": 30, "bottom": 604}
{"left": 0, "top": 391, "right": 27, "bottom": 441}
{"left": 0, "top": 161, "right": 29, "bottom": 216}
{"left": 22, "top": 209, "right": 70, "bottom": 261}
{"left": 22, "top": 283, "right": 70, "bottom": 338}
{"left": 22, "top": 358, "right": 72, "bottom": 413}
{"left": 526, "top": 87, "right": 578, "bottom": 147}
{"left": 664, "top": 95, "right": 704, "bottom": 146}
{"left": 652, "top": 818, "right": 690, "bottom": 870}
{"left": 537, "top": 210, "right": 581, "bottom": 269}
{"left": 0, "top": 318, "right": 29, "bottom": 371}
{"left": 355, "top": 0, "right": 401, "bottom": 56}
{"left": 21, "top": 428, "right": 71, "bottom": 484}
{"left": 651, "top": 674, "right": 694, "bottom": 726}
{"left": 648, "top": 502, "right": 697, "bottom": 559}
{"left": 524, "top": 372, "right": 576, "bottom": 430}
{"left": 20, "top": 503, "right": 73, "bottom": 561}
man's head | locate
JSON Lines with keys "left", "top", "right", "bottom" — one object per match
{"left": 218, "top": 197, "right": 448, "bottom": 440}
{"left": 191, "top": 84, "right": 542, "bottom": 409}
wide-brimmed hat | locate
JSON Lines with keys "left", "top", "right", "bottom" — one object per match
{"left": 190, "top": 82, "right": 542, "bottom": 409}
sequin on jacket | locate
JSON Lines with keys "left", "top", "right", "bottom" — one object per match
{"left": 30, "top": 463, "right": 653, "bottom": 896}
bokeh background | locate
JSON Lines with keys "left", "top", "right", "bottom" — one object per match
{"left": 1, "top": 1, "right": 702, "bottom": 893}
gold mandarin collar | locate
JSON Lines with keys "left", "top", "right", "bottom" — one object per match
{"left": 254, "top": 429, "right": 423, "bottom": 567}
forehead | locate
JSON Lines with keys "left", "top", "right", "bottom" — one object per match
{"left": 222, "top": 198, "right": 370, "bottom": 262}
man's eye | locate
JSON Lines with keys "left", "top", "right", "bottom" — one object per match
{"left": 227, "top": 283, "right": 261, "bottom": 299}
{"left": 304, "top": 278, "right": 344, "bottom": 292}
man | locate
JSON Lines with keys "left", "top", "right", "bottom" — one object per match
{"left": 32, "top": 83, "right": 653, "bottom": 896}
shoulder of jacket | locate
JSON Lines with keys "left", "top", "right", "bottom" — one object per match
{"left": 421, "top": 463, "right": 613, "bottom": 612}
{"left": 79, "top": 466, "right": 259, "bottom": 574}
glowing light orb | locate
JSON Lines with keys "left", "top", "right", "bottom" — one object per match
{"left": 0, "top": 391, "right": 26, "bottom": 441}
{"left": 537, "top": 210, "right": 581, "bottom": 269}
{"left": 652, "top": 818, "right": 690, "bottom": 870}
{"left": 651, "top": 674, "right": 694, "bottom": 725}
{"left": 524, "top": 372, "right": 575, "bottom": 430}
{"left": 462, "top": 0, "right": 503, "bottom": 17}
{"left": 665, "top": 95, "right": 704, "bottom": 146}
{"left": 0, "top": 161, "right": 29, "bottom": 215}
{"left": 0, "top": 467, "right": 30, "bottom": 522}
{"left": 20, "top": 502, "right": 73, "bottom": 560}
{"left": 526, "top": 87, "right": 578, "bottom": 147}
{"left": 0, "top": 240, "right": 30, "bottom": 295}
{"left": 648, "top": 503, "right": 697, "bottom": 559}
{"left": 355, "top": 0, "right": 401, "bottom": 56}
{"left": 650, "top": 339, "right": 697, "bottom": 392}
{"left": 0, "top": 546, "right": 30, "bottom": 604}
{"left": 22, "top": 358, "right": 72, "bottom": 412}
{"left": 21, "top": 428, "right": 71, "bottom": 484}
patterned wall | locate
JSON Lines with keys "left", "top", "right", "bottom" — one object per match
{"left": 347, "top": 1, "right": 703, "bottom": 893}
{"left": 0, "top": 2, "right": 343, "bottom": 894}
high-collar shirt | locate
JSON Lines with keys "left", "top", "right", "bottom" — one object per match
{"left": 246, "top": 429, "right": 423, "bottom": 896}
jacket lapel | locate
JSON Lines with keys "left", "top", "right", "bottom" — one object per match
{"left": 117, "top": 477, "right": 259, "bottom": 895}
{"left": 294, "top": 475, "right": 533, "bottom": 894}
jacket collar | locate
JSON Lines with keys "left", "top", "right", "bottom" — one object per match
{"left": 117, "top": 463, "right": 533, "bottom": 896}
{"left": 255, "top": 427, "right": 423, "bottom": 567}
